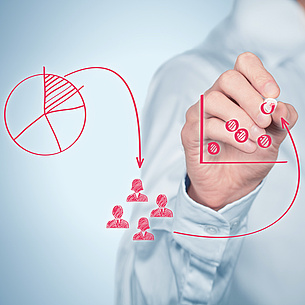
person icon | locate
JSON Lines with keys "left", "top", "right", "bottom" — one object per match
{"left": 133, "top": 217, "right": 154, "bottom": 241}
{"left": 126, "top": 179, "right": 148, "bottom": 202}
{"left": 106, "top": 205, "right": 129, "bottom": 229}
{"left": 150, "top": 194, "right": 173, "bottom": 218}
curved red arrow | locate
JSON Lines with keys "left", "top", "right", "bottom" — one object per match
{"left": 64, "top": 67, "right": 144, "bottom": 169}
{"left": 174, "top": 117, "right": 301, "bottom": 239}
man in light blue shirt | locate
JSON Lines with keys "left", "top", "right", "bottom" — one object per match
{"left": 116, "top": 0, "right": 305, "bottom": 304}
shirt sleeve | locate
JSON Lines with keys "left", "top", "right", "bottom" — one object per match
{"left": 171, "top": 176, "right": 263, "bottom": 304}
{"left": 115, "top": 53, "right": 263, "bottom": 305}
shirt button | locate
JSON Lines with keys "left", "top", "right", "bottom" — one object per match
{"left": 204, "top": 225, "right": 219, "bottom": 235}
{"left": 230, "top": 219, "right": 240, "bottom": 231}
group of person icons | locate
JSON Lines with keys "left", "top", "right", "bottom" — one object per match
{"left": 106, "top": 179, "right": 173, "bottom": 240}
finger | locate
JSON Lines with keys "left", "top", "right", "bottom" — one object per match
{"left": 211, "top": 70, "right": 272, "bottom": 128}
{"left": 204, "top": 91, "right": 265, "bottom": 142}
{"left": 234, "top": 52, "right": 280, "bottom": 99}
{"left": 205, "top": 117, "right": 257, "bottom": 154}
{"left": 267, "top": 102, "right": 298, "bottom": 147}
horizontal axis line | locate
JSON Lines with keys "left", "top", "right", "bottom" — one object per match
{"left": 199, "top": 161, "right": 288, "bottom": 164}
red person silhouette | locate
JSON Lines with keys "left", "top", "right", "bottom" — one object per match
{"left": 133, "top": 217, "right": 154, "bottom": 241}
{"left": 126, "top": 179, "right": 148, "bottom": 202}
{"left": 106, "top": 205, "right": 129, "bottom": 229}
{"left": 150, "top": 194, "right": 173, "bottom": 218}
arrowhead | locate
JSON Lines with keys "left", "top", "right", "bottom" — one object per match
{"left": 136, "top": 157, "right": 144, "bottom": 169}
{"left": 281, "top": 117, "right": 290, "bottom": 129}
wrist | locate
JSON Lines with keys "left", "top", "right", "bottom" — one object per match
{"left": 187, "top": 178, "right": 260, "bottom": 211}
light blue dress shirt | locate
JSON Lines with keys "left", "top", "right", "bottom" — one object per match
{"left": 116, "top": 0, "right": 305, "bottom": 304}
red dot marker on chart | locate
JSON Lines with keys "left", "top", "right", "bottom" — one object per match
{"left": 234, "top": 128, "right": 249, "bottom": 143}
{"left": 207, "top": 142, "right": 220, "bottom": 155}
{"left": 257, "top": 134, "right": 272, "bottom": 148}
{"left": 260, "top": 98, "right": 277, "bottom": 115}
{"left": 225, "top": 119, "right": 239, "bottom": 132}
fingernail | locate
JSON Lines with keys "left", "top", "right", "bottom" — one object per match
{"left": 264, "top": 82, "right": 279, "bottom": 97}
{"left": 250, "top": 125, "right": 265, "bottom": 140}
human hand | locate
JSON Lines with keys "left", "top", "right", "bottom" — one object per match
{"left": 181, "top": 52, "right": 298, "bottom": 210}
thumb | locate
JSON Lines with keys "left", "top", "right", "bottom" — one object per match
{"left": 267, "top": 101, "right": 298, "bottom": 148}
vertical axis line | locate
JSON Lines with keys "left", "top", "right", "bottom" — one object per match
{"left": 43, "top": 66, "right": 46, "bottom": 110}
{"left": 200, "top": 94, "right": 204, "bottom": 163}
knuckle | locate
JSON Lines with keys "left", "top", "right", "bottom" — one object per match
{"left": 287, "top": 103, "right": 298, "bottom": 124}
{"left": 293, "top": 107, "right": 299, "bottom": 122}
{"left": 235, "top": 52, "right": 257, "bottom": 67}
{"left": 185, "top": 107, "right": 192, "bottom": 122}
{"left": 181, "top": 124, "right": 188, "bottom": 145}
{"left": 218, "top": 69, "right": 240, "bottom": 89}
{"left": 185, "top": 103, "right": 198, "bottom": 123}
{"left": 181, "top": 122, "right": 197, "bottom": 147}
{"left": 205, "top": 90, "right": 222, "bottom": 105}
{"left": 252, "top": 73, "right": 272, "bottom": 87}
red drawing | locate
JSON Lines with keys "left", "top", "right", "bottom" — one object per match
{"left": 207, "top": 142, "right": 220, "bottom": 155}
{"left": 174, "top": 118, "right": 300, "bottom": 239}
{"left": 133, "top": 217, "right": 154, "bottom": 241}
{"left": 150, "top": 194, "right": 173, "bottom": 218}
{"left": 106, "top": 205, "right": 129, "bottom": 229}
{"left": 4, "top": 66, "right": 144, "bottom": 168}
{"left": 200, "top": 94, "right": 287, "bottom": 164}
{"left": 225, "top": 119, "right": 239, "bottom": 132}
{"left": 64, "top": 67, "right": 144, "bottom": 168}
{"left": 4, "top": 67, "right": 86, "bottom": 156}
{"left": 234, "top": 128, "right": 249, "bottom": 143}
{"left": 126, "top": 179, "right": 148, "bottom": 202}
{"left": 260, "top": 98, "right": 277, "bottom": 115}
{"left": 257, "top": 134, "right": 272, "bottom": 148}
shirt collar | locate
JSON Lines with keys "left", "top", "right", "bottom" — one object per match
{"left": 203, "top": 0, "right": 305, "bottom": 68}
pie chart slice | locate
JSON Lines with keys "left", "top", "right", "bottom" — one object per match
{"left": 4, "top": 69, "right": 86, "bottom": 156}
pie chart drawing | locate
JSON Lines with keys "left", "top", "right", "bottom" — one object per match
{"left": 4, "top": 67, "right": 86, "bottom": 156}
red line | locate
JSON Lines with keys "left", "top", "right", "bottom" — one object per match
{"left": 45, "top": 85, "right": 73, "bottom": 105}
{"left": 199, "top": 93, "right": 287, "bottom": 165}
{"left": 173, "top": 231, "right": 229, "bottom": 239}
{"left": 4, "top": 72, "right": 86, "bottom": 156}
{"left": 45, "top": 79, "right": 65, "bottom": 94}
{"left": 43, "top": 67, "right": 46, "bottom": 105}
{"left": 45, "top": 74, "right": 52, "bottom": 81}
{"left": 45, "top": 75, "right": 55, "bottom": 84}
{"left": 45, "top": 114, "right": 61, "bottom": 152}
{"left": 47, "top": 105, "right": 84, "bottom": 114}
{"left": 200, "top": 161, "right": 288, "bottom": 164}
{"left": 45, "top": 86, "right": 75, "bottom": 110}
{"left": 47, "top": 86, "right": 84, "bottom": 112}
{"left": 14, "top": 113, "right": 45, "bottom": 140}
{"left": 45, "top": 75, "right": 56, "bottom": 86}
{"left": 261, "top": 138, "right": 268, "bottom": 145}
{"left": 46, "top": 85, "right": 73, "bottom": 103}
{"left": 45, "top": 77, "right": 61, "bottom": 89}
{"left": 64, "top": 67, "right": 143, "bottom": 167}
{"left": 174, "top": 122, "right": 300, "bottom": 239}
{"left": 200, "top": 94, "right": 204, "bottom": 163}
{"left": 45, "top": 81, "right": 69, "bottom": 98}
